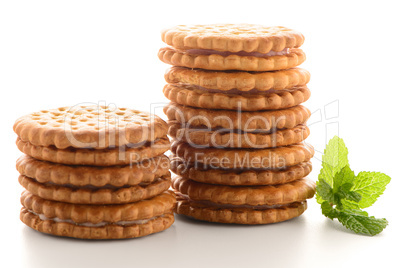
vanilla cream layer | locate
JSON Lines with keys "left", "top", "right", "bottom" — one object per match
{"left": 173, "top": 124, "right": 304, "bottom": 134}
{"left": 29, "top": 209, "right": 162, "bottom": 227}
{"left": 183, "top": 48, "right": 290, "bottom": 57}
{"left": 42, "top": 177, "right": 164, "bottom": 190}
{"left": 177, "top": 193, "right": 291, "bottom": 210}
{"left": 176, "top": 83, "right": 297, "bottom": 95}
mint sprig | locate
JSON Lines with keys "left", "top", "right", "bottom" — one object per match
{"left": 316, "top": 136, "right": 391, "bottom": 236}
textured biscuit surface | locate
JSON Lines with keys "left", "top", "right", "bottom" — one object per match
{"left": 16, "top": 154, "right": 170, "bottom": 187}
{"left": 13, "top": 105, "right": 168, "bottom": 149}
{"left": 168, "top": 122, "right": 310, "bottom": 148}
{"left": 16, "top": 137, "right": 170, "bottom": 166}
{"left": 164, "top": 66, "right": 310, "bottom": 91}
{"left": 19, "top": 174, "right": 171, "bottom": 204}
{"left": 161, "top": 24, "right": 304, "bottom": 53}
{"left": 21, "top": 209, "right": 175, "bottom": 239}
{"left": 158, "top": 47, "right": 305, "bottom": 71}
{"left": 163, "top": 84, "right": 310, "bottom": 111}
{"left": 164, "top": 103, "right": 310, "bottom": 131}
{"left": 176, "top": 198, "right": 307, "bottom": 224}
{"left": 171, "top": 157, "right": 312, "bottom": 186}
{"left": 171, "top": 141, "right": 314, "bottom": 169}
{"left": 21, "top": 191, "right": 176, "bottom": 223}
{"left": 172, "top": 175, "right": 316, "bottom": 206}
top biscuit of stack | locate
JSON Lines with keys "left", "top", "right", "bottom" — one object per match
{"left": 14, "top": 105, "right": 170, "bottom": 166}
{"left": 158, "top": 24, "right": 305, "bottom": 71}
{"left": 14, "top": 105, "right": 168, "bottom": 149}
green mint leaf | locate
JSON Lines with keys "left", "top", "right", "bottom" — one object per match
{"left": 337, "top": 183, "right": 361, "bottom": 203}
{"left": 318, "top": 136, "right": 349, "bottom": 187}
{"left": 340, "top": 199, "right": 360, "bottom": 210}
{"left": 320, "top": 166, "right": 359, "bottom": 210}
{"left": 342, "top": 209, "right": 368, "bottom": 216}
{"left": 321, "top": 201, "right": 338, "bottom": 219}
{"left": 333, "top": 165, "right": 355, "bottom": 192}
{"left": 337, "top": 182, "right": 353, "bottom": 193}
{"left": 336, "top": 209, "right": 388, "bottom": 236}
{"left": 316, "top": 178, "right": 334, "bottom": 204}
{"left": 322, "top": 202, "right": 388, "bottom": 236}
{"left": 351, "top": 172, "right": 391, "bottom": 209}
{"left": 317, "top": 136, "right": 391, "bottom": 236}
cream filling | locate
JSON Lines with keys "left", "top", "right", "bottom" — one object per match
{"left": 183, "top": 48, "right": 290, "bottom": 57}
{"left": 29, "top": 210, "right": 161, "bottom": 227}
{"left": 176, "top": 83, "right": 296, "bottom": 95}
{"left": 176, "top": 163, "right": 290, "bottom": 173}
{"left": 174, "top": 124, "right": 297, "bottom": 134}
{"left": 41, "top": 178, "right": 164, "bottom": 190}
{"left": 176, "top": 192, "right": 287, "bottom": 210}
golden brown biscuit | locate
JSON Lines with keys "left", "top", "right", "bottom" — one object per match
{"left": 158, "top": 47, "right": 305, "bottom": 71}
{"left": 168, "top": 121, "right": 310, "bottom": 148}
{"left": 164, "top": 103, "right": 310, "bottom": 132}
{"left": 172, "top": 175, "right": 316, "bottom": 206}
{"left": 13, "top": 105, "right": 168, "bottom": 149}
{"left": 171, "top": 141, "right": 314, "bottom": 169}
{"left": 16, "top": 155, "right": 170, "bottom": 187}
{"left": 18, "top": 174, "right": 171, "bottom": 204}
{"left": 163, "top": 84, "right": 310, "bottom": 111}
{"left": 21, "top": 209, "right": 174, "bottom": 239}
{"left": 161, "top": 24, "right": 304, "bottom": 53}
{"left": 16, "top": 137, "right": 170, "bottom": 166}
{"left": 159, "top": 24, "right": 305, "bottom": 71}
{"left": 164, "top": 66, "right": 310, "bottom": 91}
{"left": 21, "top": 191, "right": 175, "bottom": 224}
{"left": 176, "top": 197, "right": 307, "bottom": 224}
{"left": 171, "top": 157, "right": 312, "bottom": 186}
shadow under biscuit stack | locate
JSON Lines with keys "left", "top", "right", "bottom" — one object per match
{"left": 159, "top": 24, "right": 316, "bottom": 224}
{"left": 13, "top": 106, "right": 175, "bottom": 239}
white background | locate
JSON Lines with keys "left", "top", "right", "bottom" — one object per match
{"left": 1, "top": 1, "right": 401, "bottom": 267}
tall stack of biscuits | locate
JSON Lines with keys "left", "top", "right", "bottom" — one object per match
{"left": 14, "top": 105, "right": 175, "bottom": 239}
{"left": 159, "top": 24, "right": 316, "bottom": 224}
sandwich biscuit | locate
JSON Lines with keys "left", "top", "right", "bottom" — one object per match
{"left": 20, "top": 191, "right": 175, "bottom": 239}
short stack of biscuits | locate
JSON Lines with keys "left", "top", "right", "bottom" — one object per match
{"left": 159, "top": 24, "right": 316, "bottom": 224}
{"left": 14, "top": 105, "right": 175, "bottom": 239}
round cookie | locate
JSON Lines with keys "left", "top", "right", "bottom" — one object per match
{"left": 21, "top": 208, "right": 174, "bottom": 239}
{"left": 159, "top": 24, "right": 305, "bottom": 71}
{"left": 13, "top": 105, "right": 168, "bottom": 149}
{"left": 20, "top": 191, "right": 176, "bottom": 239}
{"left": 163, "top": 84, "right": 311, "bottom": 111}
{"left": 18, "top": 174, "right": 171, "bottom": 205}
{"left": 171, "top": 141, "right": 314, "bottom": 169}
{"left": 20, "top": 190, "right": 176, "bottom": 225}
{"left": 164, "top": 102, "right": 310, "bottom": 132}
{"left": 161, "top": 24, "right": 304, "bottom": 53}
{"left": 16, "top": 154, "right": 170, "bottom": 187}
{"left": 16, "top": 137, "right": 170, "bottom": 166}
{"left": 170, "top": 156, "right": 313, "bottom": 186}
{"left": 168, "top": 121, "right": 310, "bottom": 148}
{"left": 158, "top": 47, "right": 305, "bottom": 72}
{"left": 176, "top": 197, "right": 307, "bottom": 225}
{"left": 172, "top": 175, "right": 316, "bottom": 206}
{"left": 164, "top": 66, "right": 310, "bottom": 91}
